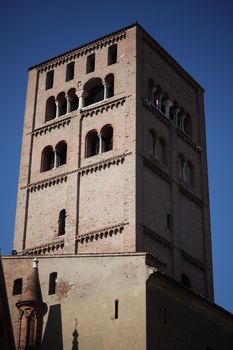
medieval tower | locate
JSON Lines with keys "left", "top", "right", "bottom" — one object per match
{"left": 2, "top": 23, "right": 233, "bottom": 350}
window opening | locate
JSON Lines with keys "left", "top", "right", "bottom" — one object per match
{"left": 181, "top": 274, "right": 192, "bottom": 289}
{"left": 58, "top": 209, "right": 66, "bottom": 235}
{"left": 45, "top": 96, "right": 56, "bottom": 122}
{"left": 48, "top": 272, "right": 57, "bottom": 295}
{"left": 105, "top": 74, "right": 114, "bottom": 98}
{"left": 167, "top": 214, "right": 172, "bottom": 230}
{"left": 46, "top": 70, "right": 54, "bottom": 90}
{"left": 101, "top": 125, "right": 113, "bottom": 152}
{"left": 68, "top": 88, "right": 79, "bottom": 112}
{"left": 57, "top": 92, "right": 67, "bottom": 117}
{"left": 86, "top": 53, "right": 95, "bottom": 73}
{"left": 13, "top": 278, "right": 22, "bottom": 295}
{"left": 85, "top": 130, "right": 99, "bottom": 158}
{"left": 66, "top": 62, "right": 75, "bottom": 81}
{"left": 41, "top": 146, "right": 54, "bottom": 172}
{"left": 114, "top": 300, "right": 119, "bottom": 319}
{"left": 108, "top": 44, "right": 117, "bottom": 65}
{"left": 56, "top": 141, "right": 67, "bottom": 167}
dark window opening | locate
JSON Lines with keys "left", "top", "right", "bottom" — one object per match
{"left": 164, "top": 308, "right": 167, "bottom": 325}
{"left": 101, "top": 125, "right": 113, "bottom": 152}
{"left": 45, "top": 96, "right": 56, "bottom": 122}
{"left": 114, "top": 300, "right": 119, "bottom": 319}
{"left": 105, "top": 74, "right": 114, "bottom": 98}
{"left": 161, "top": 94, "right": 169, "bottom": 114}
{"left": 56, "top": 141, "right": 67, "bottom": 167}
{"left": 85, "top": 85, "right": 104, "bottom": 106}
{"left": 57, "top": 92, "right": 67, "bottom": 117}
{"left": 41, "top": 146, "right": 54, "bottom": 172}
{"left": 86, "top": 53, "right": 95, "bottom": 73}
{"left": 181, "top": 273, "right": 192, "bottom": 289}
{"left": 58, "top": 209, "right": 66, "bottom": 235}
{"left": 13, "top": 278, "right": 22, "bottom": 295}
{"left": 48, "top": 272, "right": 57, "bottom": 295}
{"left": 85, "top": 130, "right": 99, "bottom": 158}
{"left": 167, "top": 214, "right": 172, "bottom": 230}
{"left": 68, "top": 88, "right": 79, "bottom": 112}
{"left": 46, "top": 70, "right": 54, "bottom": 90}
{"left": 66, "top": 62, "right": 75, "bottom": 81}
{"left": 108, "top": 44, "right": 117, "bottom": 65}
{"left": 183, "top": 115, "right": 192, "bottom": 137}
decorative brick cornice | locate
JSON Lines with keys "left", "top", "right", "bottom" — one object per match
{"left": 23, "top": 174, "right": 68, "bottom": 192}
{"left": 179, "top": 184, "right": 204, "bottom": 208}
{"left": 76, "top": 222, "right": 129, "bottom": 243}
{"left": 79, "top": 152, "right": 131, "bottom": 176}
{"left": 32, "top": 115, "right": 72, "bottom": 137}
{"left": 181, "top": 250, "right": 207, "bottom": 271}
{"left": 80, "top": 96, "right": 127, "bottom": 118}
{"left": 143, "top": 35, "right": 201, "bottom": 91}
{"left": 21, "top": 152, "right": 131, "bottom": 191}
{"left": 143, "top": 100, "right": 170, "bottom": 127}
{"left": 142, "top": 225, "right": 173, "bottom": 250}
{"left": 20, "top": 238, "right": 65, "bottom": 255}
{"left": 141, "top": 155, "right": 172, "bottom": 184}
{"left": 146, "top": 252, "right": 167, "bottom": 267}
{"left": 176, "top": 128, "right": 202, "bottom": 154}
{"left": 36, "top": 31, "right": 126, "bottom": 73}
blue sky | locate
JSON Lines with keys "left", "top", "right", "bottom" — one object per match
{"left": 0, "top": 0, "right": 232, "bottom": 313}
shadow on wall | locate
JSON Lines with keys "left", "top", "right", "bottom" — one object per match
{"left": 41, "top": 304, "right": 63, "bottom": 350}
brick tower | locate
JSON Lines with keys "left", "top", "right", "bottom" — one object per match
{"left": 13, "top": 23, "right": 213, "bottom": 299}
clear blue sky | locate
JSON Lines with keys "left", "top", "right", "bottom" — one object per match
{"left": 0, "top": 0, "right": 232, "bottom": 313}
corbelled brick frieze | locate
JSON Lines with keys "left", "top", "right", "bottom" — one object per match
{"left": 141, "top": 155, "right": 172, "bottom": 184}
{"left": 20, "top": 238, "right": 65, "bottom": 255}
{"left": 145, "top": 252, "right": 167, "bottom": 267}
{"left": 143, "top": 100, "right": 170, "bottom": 127}
{"left": 142, "top": 224, "right": 173, "bottom": 250}
{"left": 181, "top": 250, "right": 207, "bottom": 271}
{"left": 80, "top": 96, "right": 127, "bottom": 118}
{"left": 21, "top": 152, "right": 132, "bottom": 192}
{"left": 32, "top": 116, "right": 72, "bottom": 136}
{"left": 35, "top": 30, "right": 126, "bottom": 73}
{"left": 178, "top": 183, "right": 204, "bottom": 208}
{"left": 76, "top": 221, "right": 129, "bottom": 243}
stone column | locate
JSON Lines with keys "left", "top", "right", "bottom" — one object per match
{"left": 55, "top": 100, "right": 59, "bottom": 118}
{"left": 163, "top": 100, "right": 173, "bottom": 118}
{"left": 76, "top": 89, "right": 87, "bottom": 109}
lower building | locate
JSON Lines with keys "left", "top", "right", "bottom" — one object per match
{"left": 2, "top": 253, "right": 233, "bottom": 349}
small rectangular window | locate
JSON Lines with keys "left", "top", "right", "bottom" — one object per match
{"left": 86, "top": 53, "right": 95, "bottom": 73}
{"left": 13, "top": 278, "right": 22, "bottom": 295}
{"left": 48, "top": 272, "right": 57, "bottom": 295}
{"left": 45, "top": 70, "right": 54, "bottom": 90}
{"left": 66, "top": 62, "right": 75, "bottom": 81}
{"left": 167, "top": 214, "right": 172, "bottom": 230}
{"left": 108, "top": 44, "right": 117, "bottom": 65}
{"left": 114, "top": 300, "right": 119, "bottom": 319}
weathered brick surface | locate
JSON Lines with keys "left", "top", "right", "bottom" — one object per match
{"left": 13, "top": 24, "right": 213, "bottom": 299}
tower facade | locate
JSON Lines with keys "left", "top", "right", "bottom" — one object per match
{"left": 13, "top": 24, "right": 213, "bottom": 299}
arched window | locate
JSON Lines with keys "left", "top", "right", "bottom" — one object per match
{"left": 13, "top": 278, "right": 22, "bottom": 295}
{"left": 67, "top": 88, "right": 79, "bottom": 112}
{"left": 178, "top": 155, "right": 193, "bottom": 186}
{"left": 105, "top": 74, "right": 114, "bottom": 98}
{"left": 55, "top": 141, "right": 67, "bottom": 167}
{"left": 150, "top": 131, "right": 166, "bottom": 164}
{"left": 183, "top": 114, "right": 192, "bottom": 137}
{"left": 41, "top": 146, "right": 54, "bottom": 172}
{"left": 153, "top": 85, "right": 162, "bottom": 109}
{"left": 57, "top": 92, "right": 67, "bottom": 117}
{"left": 148, "top": 79, "right": 155, "bottom": 102}
{"left": 177, "top": 110, "right": 184, "bottom": 129}
{"left": 170, "top": 101, "right": 178, "bottom": 122}
{"left": 58, "top": 209, "right": 66, "bottom": 235}
{"left": 181, "top": 274, "right": 192, "bottom": 288}
{"left": 84, "top": 78, "right": 104, "bottom": 107}
{"left": 101, "top": 125, "right": 113, "bottom": 152}
{"left": 184, "top": 161, "right": 193, "bottom": 186}
{"left": 161, "top": 93, "right": 169, "bottom": 115}
{"left": 45, "top": 96, "right": 56, "bottom": 122}
{"left": 85, "top": 130, "right": 99, "bottom": 158}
